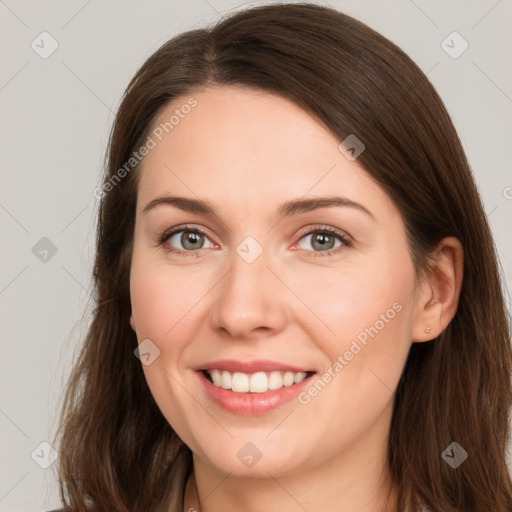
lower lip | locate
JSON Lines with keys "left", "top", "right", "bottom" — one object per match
{"left": 197, "top": 371, "right": 314, "bottom": 415}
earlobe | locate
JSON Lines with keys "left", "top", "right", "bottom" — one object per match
{"left": 411, "top": 237, "right": 464, "bottom": 342}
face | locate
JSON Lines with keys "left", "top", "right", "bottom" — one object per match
{"left": 130, "top": 86, "right": 420, "bottom": 478}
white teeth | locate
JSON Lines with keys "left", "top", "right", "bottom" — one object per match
{"left": 231, "top": 372, "right": 249, "bottom": 392}
{"left": 210, "top": 369, "right": 222, "bottom": 387}
{"left": 206, "top": 369, "right": 310, "bottom": 393}
{"left": 221, "top": 370, "right": 232, "bottom": 389}
{"left": 283, "top": 371, "right": 295, "bottom": 386}
{"left": 294, "top": 372, "right": 307, "bottom": 384}
{"left": 249, "top": 372, "right": 268, "bottom": 393}
{"left": 268, "top": 371, "right": 283, "bottom": 390}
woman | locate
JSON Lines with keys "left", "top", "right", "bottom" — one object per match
{"left": 53, "top": 3, "right": 512, "bottom": 511}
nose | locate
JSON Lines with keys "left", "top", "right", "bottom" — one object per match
{"left": 209, "top": 244, "right": 288, "bottom": 340}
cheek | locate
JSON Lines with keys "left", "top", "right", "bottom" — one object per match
{"left": 130, "top": 274, "right": 174, "bottom": 339}
{"left": 284, "top": 280, "right": 413, "bottom": 472}
{"left": 289, "top": 253, "right": 414, "bottom": 345}
{"left": 129, "top": 253, "right": 220, "bottom": 378}
{"left": 130, "top": 253, "right": 202, "bottom": 340}
{"left": 129, "top": 256, "right": 202, "bottom": 444}
{"left": 290, "top": 249, "right": 416, "bottom": 395}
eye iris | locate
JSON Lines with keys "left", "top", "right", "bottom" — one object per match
{"left": 312, "top": 232, "right": 334, "bottom": 251}
{"left": 181, "top": 231, "right": 203, "bottom": 250}
{"left": 174, "top": 230, "right": 338, "bottom": 252}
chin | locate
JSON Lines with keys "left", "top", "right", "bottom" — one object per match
{"left": 190, "top": 433, "right": 315, "bottom": 479}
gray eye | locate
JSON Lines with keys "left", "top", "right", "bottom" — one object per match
{"left": 298, "top": 232, "right": 342, "bottom": 252}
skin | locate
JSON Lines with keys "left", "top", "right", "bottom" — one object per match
{"left": 129, "top": 86, "right": 463, "bottom": 512}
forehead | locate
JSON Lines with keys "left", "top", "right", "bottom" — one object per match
{"left": 135, "top": 86, "right": 390, "bottom": 218}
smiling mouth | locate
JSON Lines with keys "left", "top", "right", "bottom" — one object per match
{"left": 202, "top": 369, "right": 316, "bottom": 393}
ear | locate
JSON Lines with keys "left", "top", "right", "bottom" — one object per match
{"left": 411, "top": 237, "right": 464, "bottom": 342}
{"left": 130, "top": 312, "right": 137, "bottom": 332}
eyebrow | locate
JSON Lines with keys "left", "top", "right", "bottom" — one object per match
{"left": 142, "top": 195, "right": 375, "bottom": 221}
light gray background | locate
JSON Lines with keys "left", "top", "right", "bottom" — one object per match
{"left": 1, "top": 1, "right": 511, "bottom": 510}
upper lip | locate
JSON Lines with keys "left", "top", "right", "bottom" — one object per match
{"left": 196, "top": 359, "right": 315, "bottom": 374}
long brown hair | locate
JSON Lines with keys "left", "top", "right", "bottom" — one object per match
{"left": 54, "top": 3, "right": 512, "bottom": 511}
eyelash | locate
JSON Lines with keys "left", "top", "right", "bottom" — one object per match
{"left": 157, "top": 223, "right": 352, "bottom": 258}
